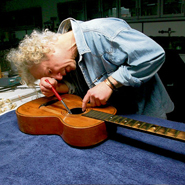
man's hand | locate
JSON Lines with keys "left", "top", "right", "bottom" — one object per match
{"left": 82, "top": 81, "right": 113, "bottom": 112}
{"left": 39, "top": 77, "right": 58, "bottom": 97}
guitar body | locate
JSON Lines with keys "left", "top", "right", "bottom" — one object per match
{"left": 16, "top": 94, "right": 117, "bottom": 147}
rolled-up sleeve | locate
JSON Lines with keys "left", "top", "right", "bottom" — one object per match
{"left": 110, "top": 28, "right": 165, "bottom": 87}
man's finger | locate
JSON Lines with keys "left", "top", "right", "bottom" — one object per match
{"left": 82, "top": 94, "right": 90, "bottom": 112}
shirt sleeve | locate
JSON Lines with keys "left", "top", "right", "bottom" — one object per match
{"left": 110, "top": 28, "right": 165, "bottom": 87}
{"left": 63, "top": 80, "right": 76, "bottom": 94}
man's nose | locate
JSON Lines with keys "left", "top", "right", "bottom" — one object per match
{"left": 53, "top": 73, "right": 63, "bottom": 80}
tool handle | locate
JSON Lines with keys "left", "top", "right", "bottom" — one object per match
{"left": 45, "top": 79, "right": 62, "bottom": 101}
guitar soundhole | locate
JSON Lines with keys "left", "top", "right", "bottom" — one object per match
{"left": 71, "top": 108, "right": 83, "bottom": 114}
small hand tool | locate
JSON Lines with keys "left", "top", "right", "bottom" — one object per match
{"left": 45, "top": 79, "right": 72, "bottom": 114}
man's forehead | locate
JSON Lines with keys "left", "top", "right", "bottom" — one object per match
{"left": 29, "top": 62, "right": 45, "bottom": 79}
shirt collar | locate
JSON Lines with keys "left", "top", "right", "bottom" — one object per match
{"left": 57, "top": 18, "right": 91, "bottom": 58}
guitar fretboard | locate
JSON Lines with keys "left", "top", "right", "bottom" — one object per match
{"left": 83, "top": 110, "right": 185, "bottom": 142}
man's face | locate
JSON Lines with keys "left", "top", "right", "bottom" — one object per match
{"left": 29, "top": 47, "right": 77, "bottom": 80}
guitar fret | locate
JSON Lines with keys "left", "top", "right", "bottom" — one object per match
{"left": 102, "top": 114, "right": 114, "bottom": 120}
{"left": 154, "top": 126, "right": 161, "bottom": 133}
{"left": 86, "top": 110, "right": 96, "bottom": 116}
{"left": 130, "top": 120, "right": 139, "bottom": 126}
{"left": 106, "top": 115, "right": 115, "bottom": 121}
{"left": 117, "top": 117, "right": 125, "bottom": 123}
{"left": 111, "top": 115, "right": 122, "bottom": 122}
{"left": 120, "top": 118, "right": 128, "bottom": 123}
{"left": 97, "top": 111, "right": 113, "bottom": 121}
{"left": 164, "top": 128, "right": 170, "bottom": 135}
{"left": 98, "top": 112, "right": 112, "bottom": 120}
{"left": 175, "top": 130, "right": 180, "bottom": 138}
{"left": 138, "top": 122, "right": 146, "bottom": 128}
{"left": 85, "top": 110, "right": 102, "bottom": 119}
{"left": 116, "top": 118, "right": 132, "bottom": 126}
{"left": 146, "top": 124, "right": 154, "bottom": 130}
{"left": 117, "top": 118, "right": 128, "bottom": 126}
{"left": 123, "top": 119, "right": 132, "bottom": 125}
{"left": 91, "top": 110, "right": 104, "bottom": 119}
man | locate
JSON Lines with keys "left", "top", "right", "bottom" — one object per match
{"left": 7, "top": 17, "right": 174, "bottom": 119}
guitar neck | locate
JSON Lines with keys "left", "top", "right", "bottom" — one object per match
{"left": 83, "top": 110, "right": 185, "bottom": 142}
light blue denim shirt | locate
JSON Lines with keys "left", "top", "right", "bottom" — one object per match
{"left": 58, "top": 17, "right": 174, "bottom": 119}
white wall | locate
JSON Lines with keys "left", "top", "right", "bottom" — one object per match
{"left": 129, "top": 23, "right": 143, "bottom": 32}
{"left": 144, "top": 21, "right": 185, "bottom": 37}
{"left": 129, "top": 21, "right": 185, "bottom": 37}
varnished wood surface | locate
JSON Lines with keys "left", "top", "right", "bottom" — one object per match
{"left": 16, "top": 94, "right": 117, "bottom": 147}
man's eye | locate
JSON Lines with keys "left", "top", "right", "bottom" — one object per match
{"left": 48, "top": 69, "right": 52, "bottom": 74}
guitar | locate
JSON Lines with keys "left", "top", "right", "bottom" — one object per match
{"left": 16, "top": 94, "right": 185, "bottom": 147}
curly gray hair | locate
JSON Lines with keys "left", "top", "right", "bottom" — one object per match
{"left": 6, "top": 29, "right": 60, "bottom": 86}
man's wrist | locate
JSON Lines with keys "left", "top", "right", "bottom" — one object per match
{"left": 108, "top": 76, "right": 123, "bottom": 89}
{"left": 104, "top": 78, "right": 118, "bottom": 91}
{"left": 104, "top": 78, "right": 114, "bottom": 90}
